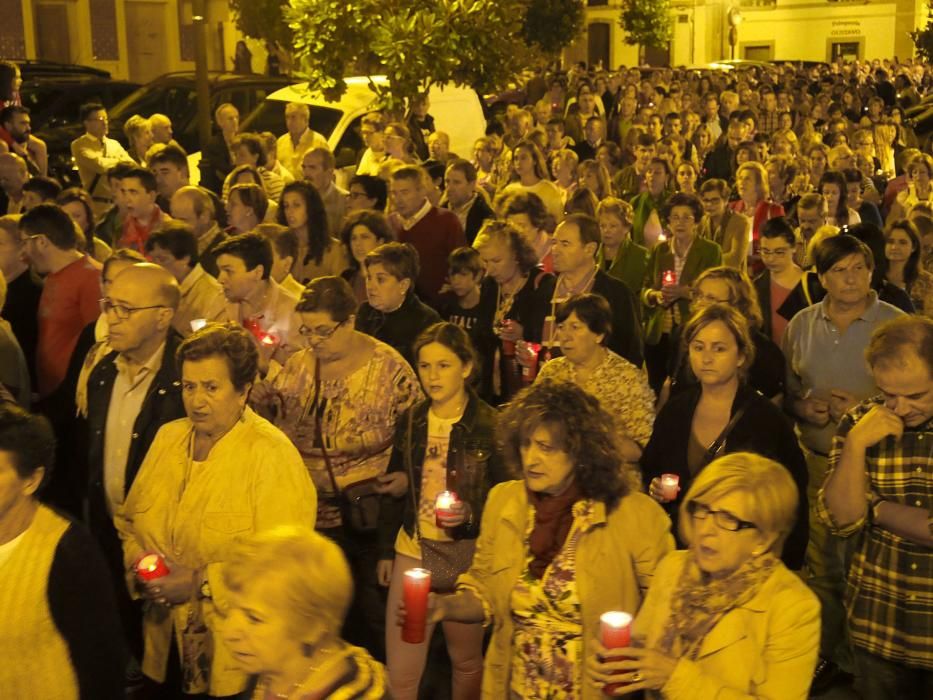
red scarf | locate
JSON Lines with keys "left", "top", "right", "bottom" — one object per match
{"left": 527, "top": 480, "right": 583, "bottom": 579}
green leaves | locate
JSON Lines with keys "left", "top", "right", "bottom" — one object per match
{"left": 619, "top": 0, "right": 673, "bottom": 48}
{"left": 911, "top": 7, "right": 933, "bottom": 63}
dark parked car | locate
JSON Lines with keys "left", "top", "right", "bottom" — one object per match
{"left": 37, "top": 71, "right": 292, "bottom": 185}
{"left": 23, "top": 78, "right": 140, "bottom": 131}
{"left": 17, "top": 60, "right": 112, "bottom": 81}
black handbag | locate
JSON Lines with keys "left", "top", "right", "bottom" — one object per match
{"left": 404, "top": 409, "right": 476, "bottom": 593}
{"left": 312, "top": 358, "right": 381, "bottom": 534}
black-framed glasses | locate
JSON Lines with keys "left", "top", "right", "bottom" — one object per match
{"left": 687, "top": 501, "right": 758, "bottom": 532}
{"left": 298, "top": 319, "right": 345, "bottom": 341}
{"left": 99, "top": 298, "right": 168, "bottom": 321}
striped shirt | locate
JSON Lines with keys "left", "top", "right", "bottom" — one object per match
{"left": 816, "top": 397, "right": 933, "bottom": 669}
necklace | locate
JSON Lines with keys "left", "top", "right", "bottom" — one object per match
{"left": 257, "top": 645, "right": 341, "bottom": 700}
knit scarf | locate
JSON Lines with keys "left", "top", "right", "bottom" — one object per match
{"left": 658, "top": 551, "right": 778, "bottom": 660}
{"left": 526, "top": 480, "right": 583, "bottom": 579}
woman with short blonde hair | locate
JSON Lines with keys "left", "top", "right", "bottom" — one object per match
{"left": 591, "top": 453, "right": 819, "bottom": 699}
{"left": 596, "top": 196, "right": 647, "bottom": 295}
{"left": 222, "top": 526, "right": 387, "bottom": 698}
{"left": 123, "top": 114, "right": 153, "bottom": 166}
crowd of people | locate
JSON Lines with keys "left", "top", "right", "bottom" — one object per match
{"left": 0, "top": 54, "right": 931, "bottom": 700}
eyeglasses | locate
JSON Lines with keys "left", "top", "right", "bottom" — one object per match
{"left": 348, "top": 191, "right": 370, "bottom": 200}
{"left": 298, "top": 319, "right": 345, "bottom": 340}
{"left": 687, "top": 501, "right": 758, "bottom": 532}
{"left": 668, "top": 214, "right": 695, "bottom": 223}
{"left": 99, "top": 298, "right": 168, "bottom": 320}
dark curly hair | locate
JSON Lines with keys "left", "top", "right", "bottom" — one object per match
{"left": 278, "top": 181, "right": 330, "bottom": 265}
{"left": 497, "top": 380, "right": 631, "bottom": 509}
{"left": 176, "top": 322, "right": 258, "bottom": 392}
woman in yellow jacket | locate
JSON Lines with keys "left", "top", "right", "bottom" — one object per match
{"left": 115, "top": 323, "right": 318, "bottom": 698}
{"left": 400, "top": 380, "right": 673, "bottom": 700}
{"left": 589, "top": 452, "right": 820, "bottom": 699}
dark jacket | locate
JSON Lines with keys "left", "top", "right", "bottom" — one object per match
{"left": 355, "top": 293, "right": 441, "bottom": 367}
{"left": 85, "top": 331, "right": 186, "bottom": 541}
{"left": 776, "top": 271, "right": 914, "bottom": 323}
{"left": 199, "top": 132, "right": 233, "bottom": 195}
{"left": 593, "top": 269, "right": 644, "bottom": 368}
{"left": 377, "top": 390, "right": 508, "bottom": 560}
{"left": 464, "top": 193, "right": 495, "bottom": 245}
{"left": 667, "top": 325, "right": 785, "bottom": 401}
{"left": 640, "top": 382, "right": 809, "bottom": 570}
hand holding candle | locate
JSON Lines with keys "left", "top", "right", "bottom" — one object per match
{"left": 600, "top": 611, "right": 633, "bottom": 694}
{"left": 135, "top": 553, "right": 170, "bottom": 582}
{"left": 661, "top": 269, "right": 676, "bottom": 287}
{"left": 434, "top": 490, "right": 462, "bottom": 527}
{"left": 659, "top": 474, "right": 681, "bottom": 502}
{"left": 401, "top": 568, "right": 432, "bottom": 644}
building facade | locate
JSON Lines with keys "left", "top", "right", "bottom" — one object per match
{"left": 0, "top": 0, "right": 257, "bottom": 81}
{"left": 571, "top": 0, "right": 927, "bottom": 68}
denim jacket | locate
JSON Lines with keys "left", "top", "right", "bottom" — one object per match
{"left": 377, "top": 390, "right": 508, "bottom": 559}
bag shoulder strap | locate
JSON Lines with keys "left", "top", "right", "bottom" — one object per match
{"left": 403, "top": 408, "right": 421, "bottom": 539}
{"left": 702, "top": 399, "right": 751, "bottom": 466}
{"left": 313, "top": 357, "right": 341, "bottom": 496}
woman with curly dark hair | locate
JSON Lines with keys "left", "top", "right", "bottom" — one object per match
{"left": 397, "top": 380, "right": 673, "bottom": 699}
{"left": 278, "top": 181, "right": 349, "bottom": 283}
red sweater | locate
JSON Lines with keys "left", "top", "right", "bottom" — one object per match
{"left": 37, "top": 255, "right": 101, "bottom": 397}
{"left": 394, "top": 206, "right": 466, "bottom": 306}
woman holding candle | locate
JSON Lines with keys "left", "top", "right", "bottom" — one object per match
{"left": 473, "top": 221, "right": 555, "bottom": 403}
{"left": 114, "top": 323, "right": 318, "bottom": 698}
{"left": 377, "top": 322, "right": 508, "bottom": 700}
{"left": 641, "top": 193, "right": 723, "bottom": 394}
{"left": 535, "top": 294, "right": 655, "bottom": 462}
{"left": 221, "top": 527, "right": 387, "bottom": 699}
{"left": 249, "top": 276, "right": 421, "bottom": 662}
{"left": 640, "top": 303, "right": 809, "bottom": 571}
{"left": 589, "top": 452, "right": 820, "bottom": 698}
{"left": 399, "top": 380, "right": 673, "bottom": 700}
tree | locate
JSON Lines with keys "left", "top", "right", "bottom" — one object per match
{"left": 911, "top": 6, "right": 933, "bottom": 63}
{"left": 522, "top": 0, "right": 586, "bottom": 57}
{"left": 284, "top": 0, "right": 534, "bottom": 110}
{"left": 618, "top": 0, "right": 673, "bottom": 63}
{"left": 228, "top": 0, "right": 292, "bottom": 49}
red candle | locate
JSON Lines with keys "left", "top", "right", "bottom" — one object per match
{"left": 402, "top": 568, "right": 432, "bottom": 644}
{"left": 660, "top": 473, "right": 681, "bottom": 502}
{"left": 135, "top": 553, "right": 170, "bottom": 582}
{"left": 600, "top": 611, "right": 633, "bottom": 694}
{"left": 520, "top": 342, "right": 542, "bottom": 384}
{"left": 662, "top": 269, "right": 676, "bottom": 287}
{"left": 434, "top": 491, "right": 460, "bottom": 527}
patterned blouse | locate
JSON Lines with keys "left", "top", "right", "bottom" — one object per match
{"left": 536, "top": 351, "right": 656, "bottom": 448}
{"left": 260, "top": 341, "right": 422, "bottom": 528}
{"left": 509, "top": 500, "right": 598, "bottom": 699}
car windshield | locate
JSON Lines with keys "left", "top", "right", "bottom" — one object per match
{"left": 241, "top": 99, "right": 343, "bottom": 141}
{"left": 109, "top": 84, "right": 197, "bottom": 123}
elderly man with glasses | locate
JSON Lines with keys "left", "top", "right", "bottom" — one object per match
{"left": 82, "top": 261, "right": 184, "bottom": 664}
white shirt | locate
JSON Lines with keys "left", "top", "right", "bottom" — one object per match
{"left": 103, "top": 342, "right": 166, "bottom": 511}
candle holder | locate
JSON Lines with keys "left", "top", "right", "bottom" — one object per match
{"left": 600, "top": 610, "right": 633, "bottom": 694}
{"left": 434, "top": 491, "right": 460, "bottom": 527}
{"left": 402, "top": 568, "right": 432, "bottom": 644}
{"left": 135, "top": 553, "right": 170, "bottom": 582}
{"left": 660, "top": 473, "right": 681, "bottom": 502}
{"left": 662, "top": 269, "right": 676, "bottom": 287}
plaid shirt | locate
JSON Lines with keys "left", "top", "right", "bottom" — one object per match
{"left": 757, "top": 109, "right": 782, "bottom": 136}
{"left": 816, "top": 397, "right": 933, "bottom": 669}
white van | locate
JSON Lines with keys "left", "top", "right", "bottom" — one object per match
{"left": 241, "top": 76, "right": 486, "bottom": 173}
